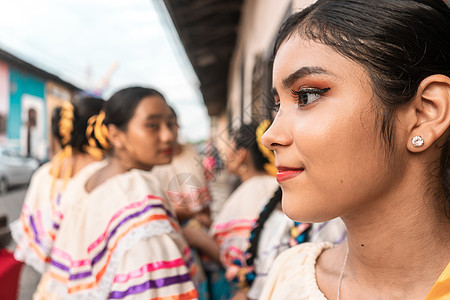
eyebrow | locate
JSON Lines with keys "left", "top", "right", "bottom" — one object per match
{"left": 146, "top": 114, "right": 164, "bottom": 120}
{"left": 272, "top": 66, "right": 333, "bottom": 97}
{"left": 282, "top": 66, "right": 330, "bottom": 88}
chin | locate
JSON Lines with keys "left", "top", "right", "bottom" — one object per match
{"left": 281, "top": 191, "right": 338, "bottom": 223}
{"left": 156, "top": 157, "right": 172, "bottom": 165}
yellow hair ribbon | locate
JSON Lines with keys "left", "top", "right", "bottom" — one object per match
{"left": 49, "top": 145, "right": 73, "bottom": 201}
{"left": 84, "top": 111, "right": 110, "bottom": 161}
{"left": 93, "top": 111, "right": 110, "bottom": 149}
{"left": 59, "top": 102, "right": 74, "bottom": 146}
{"left": 86, "top": 115, "right": 97, "bottom": 148}
{"left": 83, "top": 145, "right": 104, "bottom": 161}
{"left": 256, "top": 119, "right": 277, "bottom": 177}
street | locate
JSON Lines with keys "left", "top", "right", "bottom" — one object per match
{"left": 0, "top": 184, "right": 41, "bottom": 300}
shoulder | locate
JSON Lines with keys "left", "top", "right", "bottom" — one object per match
{"left": 274, "top": 242, "right": 333, "bottom": 271}
{"left": 29, "top": 162, "right": 52, "bottom": 182}
{"left": 259, "top": 242, "right": 332, "bottom": 300}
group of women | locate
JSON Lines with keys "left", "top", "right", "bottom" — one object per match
{"left": 10, "top": 0, "right": 450, "bottom": 299}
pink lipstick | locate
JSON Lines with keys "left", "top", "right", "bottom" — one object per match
{"left": 276, "top": 167, "right": 304, "bottom": 182}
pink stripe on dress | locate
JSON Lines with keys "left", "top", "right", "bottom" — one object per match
{"left": 213, "top": 218, "right": 256, "bottom": 231}
{"left": 52, "top": 247, "right": 91, "bottom": 267}
{"left": 113, "top": 258, "right": 185, "bottom": 283}
{"left": 88, "top": 196, "right": 162, "bottom": 252}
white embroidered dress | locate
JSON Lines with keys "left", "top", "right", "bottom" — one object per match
{"left": 34, "top": 167, "right": 198, "bottom": 300}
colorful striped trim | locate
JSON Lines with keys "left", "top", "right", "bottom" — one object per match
{"left": 46, "top": 195, "right": 196, "bottom": 297}
{"left": 108, "top": 273, "right": 194, "bottom": 299}
{"left": 51, "top": 214, "right": 171, "bottom": 282}
{"left": 19, "top": 213, "right": 50, "bottom": 263}
{"left": 88, "top": 196, "right": 171, "bottom": 252}
{"left": 113, "top": 258, "right": 186, "bottom": 283}
{"left": 213, "top": 218, "right": 256, "bottom": 231}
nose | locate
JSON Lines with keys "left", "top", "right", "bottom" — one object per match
{"left": 160, "top": 123, "right": 175, "bottom": 144}
{"left": 261, "top": 112, "right": 292, "bottom": 150}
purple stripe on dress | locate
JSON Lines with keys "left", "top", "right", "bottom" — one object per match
{"left": 311, "top": 221, "right": 328, "bottom": 235}
{"left": 336, "top": 231, "right": 347, "bottom": 244}
{"left": 51, "top": 259, "right": 70, "bottom": 272}
{"left": 56, "top": 194, "right": 62, "bottom": 205}
{"left": 29, "top": 215, "right": 41, "bottom": 245}
{"left": 108, "top": 273, "right": 192, "bottom": 299}
{"left": 91, "top": 203, "right": 166, "bottom": 265}
{"left": 51, "top": 261, "right": 92, "bottom": 280}
{"left": 69, "top": 270, "right": 92, "bottom": 280}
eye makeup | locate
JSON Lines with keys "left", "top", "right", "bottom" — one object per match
{"left": 290, "top": 87, "right": 330, "bottom": 108}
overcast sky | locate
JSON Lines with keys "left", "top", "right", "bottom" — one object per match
{"left": 0, "top": 0, "right": 209, "bottom": 143}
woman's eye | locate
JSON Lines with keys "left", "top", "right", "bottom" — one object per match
{"left": 146, "top": 123, "right": 159, "bottom": 129}
{"left": 291, "top": 87, "right": 330, "bottom": 107}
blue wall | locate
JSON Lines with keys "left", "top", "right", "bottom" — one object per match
{"left": 7, "top": 68, "right": 46, "bottom": 140}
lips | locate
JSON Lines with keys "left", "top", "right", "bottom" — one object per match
{"left": 276, "top": 167, "right": 304, "bottom": 182}
{"left": 161, "top": 148, "right": 173, "bottom": 156}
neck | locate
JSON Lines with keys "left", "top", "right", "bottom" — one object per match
{"left": 85, "top": 156, "right": 132, "bottom": 193}
{"left": 341, "top": 181, "right": 450, "bottom": 297}
{"left": 174, "top": 142, "right": 183, "bottom": 156}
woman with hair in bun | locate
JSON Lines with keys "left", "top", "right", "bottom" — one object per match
{"left": 259, "top": 0, "right": 450, "bottom": 299}
{"left": 34, "top": 86, "right": 199, "bottom": 299}
{"left": 11, "top": 95, "right": 105, "bottom": 274}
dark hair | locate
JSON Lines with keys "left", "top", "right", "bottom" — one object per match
{"left": 244, "top": 187, "right": 311, "bottom": 286}
{"left": 51, "top": 96, "right": 104, "bottom": 152}
{"left": 230, "top": 122, "right": 269, "bottom": 173}
{"left": 103, "top": 86, "right": 166, "bottom": 130}
{"left": 245, "top": 188, "right": 282, "bottom": 272}
{"left": 274, "top": 0, "right": 450, "bottom": 208}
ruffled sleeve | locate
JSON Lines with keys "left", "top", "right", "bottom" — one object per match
{"left": 258, "top": 242, "right": 332, "bottom": 300}
{"left": 10, "top": 163, "right": 62, "bottom": 273}
{"left": 109, "top": 233, "right": 198, "bottom": 299}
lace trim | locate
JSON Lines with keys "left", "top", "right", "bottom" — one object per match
{"left": 10, "top": 219, "right": 49, "bottom": 274}
{"left": 45, "top": 219, "right": 175, "bottom": 300}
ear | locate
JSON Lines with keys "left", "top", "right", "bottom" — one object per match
{"left": 403, "top": 75, "right": 450, "bottom": 152}
{"left": 107, "top": 124, "right": 125, "bottom": 150}
{"left": 235, "top": 147, "right": 248, "bottom": 165}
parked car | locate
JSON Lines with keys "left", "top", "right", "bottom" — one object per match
{"left": 0, "top": 145, "right": 40, "bottom": 195}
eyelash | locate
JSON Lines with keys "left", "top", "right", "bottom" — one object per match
{"left": 290, "top": 87, "right": 330, "bottom": 108}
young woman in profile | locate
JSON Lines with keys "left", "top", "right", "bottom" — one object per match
{"left": 11, "top": 95, "right": 104, "bottom": 274}
{"left": 34, "top": 87, "right": 199, "bottom": 299}
{"left": 260, "top": 0, "right": 450, "bottom": 299}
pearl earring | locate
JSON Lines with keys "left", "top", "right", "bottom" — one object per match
{"left": 412, "top": 136, "right": 424, "bottom": 147}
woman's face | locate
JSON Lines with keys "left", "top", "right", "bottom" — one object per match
{"left": 121, "top": 95, "right": 176, "bottom": 170}
{"left": 262, "top": 35, "right": 405, "bottom": 222}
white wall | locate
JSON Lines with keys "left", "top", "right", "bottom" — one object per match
{"left": 226, "top": 0, "right": 315, "bottom": 126}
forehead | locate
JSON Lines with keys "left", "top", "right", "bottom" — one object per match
{"left": 132, "top": 96, "right": 171, "bottom": 119}
{"left": 273, "top": 35, "right": 366, "bottom": 87}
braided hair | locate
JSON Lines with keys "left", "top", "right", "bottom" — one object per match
{"left": 243, "top": 187, "right": 311, "bottom": 287}
{"left": 51, "top": 96, "right": 104, "bottom": 153}
{"left": 49, "top": 96, "right": 104, "bottom": 195}
{"left": 244, "top": 187, "right": 282, "bottom": 284}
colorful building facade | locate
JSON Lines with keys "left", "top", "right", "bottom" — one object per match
{"left": 0, "top": 49, "right": 80, "bottom": 161}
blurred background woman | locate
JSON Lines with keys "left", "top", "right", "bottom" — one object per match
{"left": 34, "top": 87, "right": 199, "bottom": 299}
{"left": 11, "top": 95, "right": 104, "bottom": 274}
